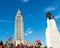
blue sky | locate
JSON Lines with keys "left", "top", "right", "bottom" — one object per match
{"left": 0, "top": 0, "right": 60, "bottom": 46}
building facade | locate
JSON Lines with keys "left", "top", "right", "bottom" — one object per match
{"left": 14, "top": 9, "right": 24, "bottom": 45}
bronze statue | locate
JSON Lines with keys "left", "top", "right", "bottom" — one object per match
{"left": 46, "top": 11, "right": 54, "bottom": 20}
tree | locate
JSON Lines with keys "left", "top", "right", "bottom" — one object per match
{"left": 44, "top": 45, "right": 47, "bottom": 48}
{"left": 0, "top": 41, "right": 3, "bottom": 46}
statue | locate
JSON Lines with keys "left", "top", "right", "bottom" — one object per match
{"left": 46, "top": 11, "right": 54, "bottom": 20}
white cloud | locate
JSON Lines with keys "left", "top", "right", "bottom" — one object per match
{"left": 55, "top": 15, "right": 60, "bottom": 19}
{"left": 24, "top": 33, "right": 28, "bottom": 36}
{"left": 26, "top": 28, "right": 31, "bottom": 31}
{"left": 45, "top": 6, "right": 57, "bottom": 12}
{"left": 28, "top": 31, "right": 33, "bottom": 34}
{"left": 0, "top": 20, "right": 11, "bottom": 23}
{"left": 22, "top": 0, "right": 29, "bottom": 3}
{"left": 26, "top": 28, "right": 33, "bottom": 34}
{"left": 25, "top": 28, "right": 33, "bottom": 36}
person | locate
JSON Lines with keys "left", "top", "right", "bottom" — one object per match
{"left": 29, "top": 45, "right": 33, "bottom": 48}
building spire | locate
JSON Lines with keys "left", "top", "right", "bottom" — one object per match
{"left": 17, "top": 9, "right": 21, "bottom": 16}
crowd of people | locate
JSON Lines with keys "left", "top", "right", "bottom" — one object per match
{"left": 0, "top": 43, "right": 42, "bottom": 48}
{"left": 0, "top": 40, "right": 42, "bottom": 48}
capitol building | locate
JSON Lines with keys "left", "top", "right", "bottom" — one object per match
{"left": 14, "top": 9, "right": 32, "bottom": 46}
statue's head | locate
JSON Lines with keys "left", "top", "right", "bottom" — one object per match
{"left": 46, "top": 11, "right": 54, "bottom": 20}
{"left": 46, "top": 11, "right": 51, "bottom": 19}
{"left": 46, "top": 11, "right": 51, "bottom": 17}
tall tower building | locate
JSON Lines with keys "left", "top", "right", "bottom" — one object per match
{"left": 14, "top": 9, "right": 24, "bottom": 45}
{"left": 46, "top": 12, "right": 60, "bottom": 48}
